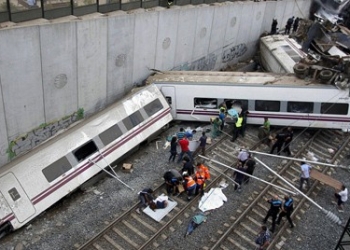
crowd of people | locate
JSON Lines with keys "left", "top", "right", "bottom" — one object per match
{"left": 270, "top": 16, "right": 300, "bottom": 35}
{"left": 135, "top": 106, "right": 348, "bottom": 250}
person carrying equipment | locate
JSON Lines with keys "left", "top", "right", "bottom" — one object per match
{"left": 183, "top": 172, "right": 197, "bottom": 201}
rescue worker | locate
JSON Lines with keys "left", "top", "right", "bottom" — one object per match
{"left": 237, "top": 147, "right": 250, "bottom": 167}
{"left": 194, "top": 162, "right": 211, "bottom": 195}
{"left": 231, "top": 113, "right": 243, "bottom": 142}
{"left": 282, "top": 127, "right": 293, "bottom": 156}
{"left": 177, "top": 135, "right": 193, "bottom": 163}
{"left": 183, "top": 172, "right": 197, "bottom": 200}
{"left": 219, "top": 107, "right": 226, "bottom": 131}
{"left": 270, "top": 18, "right": 278, "bottom": 35}
{"left": 244, "top": 155, "right": 256, "bottom": 183}
{"left": 258, "top": 117, "right": 270, "bottom": 145}
{"left": 262, "top": 195, "right": 282, "bottom": 233}
{"left": 276, "top": 195, "right": 294, "bottom": 228}
{"left": 211, "top": 117, "right": 222, "bottom": 138}
{"left": 163, "top": 169, "right": 183, "bottom": 195}
{"left": 270, "top": 132, "right": 286, "bottom": 155}
{"left": 233, "top": 161, "right": 245, "bottom": 191}
{"left": 181, "top": 156, "right": 194, "bottom": 176}
{"left": 136, "top": 188, "right": 154, "bottom": 214}
{"left": 285, "top": 16, "right": 294, "bottom": 35}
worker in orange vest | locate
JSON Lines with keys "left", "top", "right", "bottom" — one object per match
{"left": 194, "top": 162, "right": 211, "bottom": 195}
{"left": 183, "top": 172, "right": 197, "bottom": 201}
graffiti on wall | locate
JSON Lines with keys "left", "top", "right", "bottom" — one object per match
{"left": 222, "top": 43, "right": 247, "bottom": 63}
{"left": 5, "top": 108, "right": 84, "bottom": 161}
{"left": 173, "top": 53, "right": 218, "bottom": 71}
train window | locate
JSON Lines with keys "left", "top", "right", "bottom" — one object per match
{"left": 255, "top": 100, "right": 280, "bottom": 112}
{"left": 8, "top": 188, "right": 21, "bottom": 201}
{"left": 123, "top": 111, "right": 144, "bottom": 130}
{"left": 99, "top": 124, "right": 123, "bottom": 146}
{"left": 165, "top": 97, "right": 172, "bottom": 105}
{"left": 144, "top": 99, "right": 163, "bottom": 116}
{"left": 73, "top": 140, "right": 98, "bottom": 162}
{"left": 194, "top": 98, "right": 217, "bottom": 109}
{"left": 287, "top": 102, "right": 314, "bottom": 113}
{"left": 42, "top": 157, "right": 72, "bottom": 183}
{"left": 224, "top": 99, "right": 248, "bottom": 110}
{"left": 321, "top": 103, "right": 349, "bottom": 115}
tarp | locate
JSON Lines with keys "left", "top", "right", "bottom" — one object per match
{"left": 198, "top": 188, "right": 227, "bottom": 212}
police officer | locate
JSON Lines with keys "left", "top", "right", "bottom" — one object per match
{"left": 262, "top": 195, "right": 282, "bottom": 233}
{"left": 270, "top": 132, "right": 286, "bottom": 155}
{"left": 276, "top": 195, "right": 294, "bottom": 228}
{"left": 231, "top": 113, "right": 243, "bottom": 142}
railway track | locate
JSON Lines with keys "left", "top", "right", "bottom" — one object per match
{"left": 78, "top": 126, "right": 350, "bottom": 250}
{"left": 208, "top": 129, "right": 350, "bottom": 250}
{"left": 78, "top": 126, "right": 264, "bottom": 250}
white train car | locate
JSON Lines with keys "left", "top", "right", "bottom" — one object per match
{"left": 0, "top": 84, "right": 172, "bottom": 237}
{"left": 147, "top": 71, "right": 350, "bottom": 131}
{"left": 260, "top": 35, "right": 306, "bottom": 73}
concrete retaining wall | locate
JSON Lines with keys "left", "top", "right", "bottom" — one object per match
{"left": 0, "top": 0, "right": 310, "bottom": 167}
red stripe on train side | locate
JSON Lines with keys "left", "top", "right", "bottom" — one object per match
{"left": 176, "top": 109, "right": 350, "bottom": 122}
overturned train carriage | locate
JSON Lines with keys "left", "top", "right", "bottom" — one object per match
{"left": 0, "top": 84, "right": 172, "bottom": 237}
{"left": 147, "top": 71, "right": 350, "bottom": 131}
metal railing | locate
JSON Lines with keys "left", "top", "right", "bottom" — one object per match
{"left": 0, "top": 0, "right": 226, "bottom": 23}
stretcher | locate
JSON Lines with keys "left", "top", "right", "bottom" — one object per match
{"left": 143, "top": 194, "right": 177, "bottom": 222}
{"left": 310, "top": 169, "right": 342, "bottom": 190}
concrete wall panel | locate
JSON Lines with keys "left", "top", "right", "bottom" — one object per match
{"left": 107, "top": 13, "right": 135, "bottom": 104}
{"left": 40, "top": 22, "right": 78, "bottom": 122}
{"left": 262, "top": 2, "right": 277, "bottom": 34}
{"left": 0, "top": 27, "right": 44, "bottom": 138}
{"left": 208, "top": 3, "right": 230, "bottom": 69}
{"left": 192, "top": 5, "right": 215, "bottom": 61}
{"left": 132, "top": 11, "right": 158, "bottom": 85}
{"left": 154, "top": 9, "right": 179, "bottom": 70}
{"left": 223, "top": 2, "right": 242, "bottom": 46}
{"left": 77, "top": 17, "right": 108, "bottom": 115}
{"left": 0, "top": 83, "right": 9, "bottom": 166}
{"left": 174, "top": 6, "right": 198, "bottom": 68}
{"left": 295, "top": 0, "right": 311, "bottom": 18}
{"left": 249, "top": 2, "right": 267, "bottom": 42}
{"left": 275, "top": 1, "right": 288, "bottom": 32}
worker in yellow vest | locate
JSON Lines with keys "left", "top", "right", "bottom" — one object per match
{"left": 231, "top": 113, "right": 243, "bottom": 142}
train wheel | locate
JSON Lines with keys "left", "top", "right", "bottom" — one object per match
{"left": 319, "top": 69, "right": 333, "bottom": 81}
{"left": 0, "top": 221, "right": 13, "bottom": 239}
{"left": 293, "top": 63, "right": 308, "bottom": 78}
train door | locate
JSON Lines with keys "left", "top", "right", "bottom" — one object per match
{"left": 0, "top": 173, "right": 35, "bottom": 223}
{"left": 161, "top": 86, "right": 177, "bottom": 118}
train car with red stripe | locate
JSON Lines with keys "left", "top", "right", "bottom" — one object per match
{"left": 0, "top": 84, "right": 172, "bottom": 237}
{"left": 147, "top": 71, "right": 350, "bottom": 131}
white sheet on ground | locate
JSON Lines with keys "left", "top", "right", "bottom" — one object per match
{"left": 143, "top": 194, "right": 177, "bottom": 222}
{"left": 198, "top": 188, "right": 227, "bottom": 212}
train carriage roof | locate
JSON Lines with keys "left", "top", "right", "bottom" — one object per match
{"left": 147, "top": 71, "right": 339, "bottom": 88}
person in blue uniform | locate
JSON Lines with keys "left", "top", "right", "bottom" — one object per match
{"left": 262, "top": 195, "right": 282, "bottom": 233}
{"left": 276, "top": 195, "right": 294, "bottom": 228}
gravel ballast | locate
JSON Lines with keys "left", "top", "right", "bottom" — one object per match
{"left": 1, "top": 122, "right": 349, "bottom": 250}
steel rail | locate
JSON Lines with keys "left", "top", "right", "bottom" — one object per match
{"left": 209, "top": 129, "right": 321, "bottom": 250}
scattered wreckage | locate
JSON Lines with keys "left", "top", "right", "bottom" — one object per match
{"left": 260, "top": 17, "right": 350, "bottom": 90}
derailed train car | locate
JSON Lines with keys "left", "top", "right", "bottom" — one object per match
{"left": 147, "top": 70, "right": 350, "bottom": 131}
{"left": 0, "top": 84, "right": 172, "bottom": 238}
